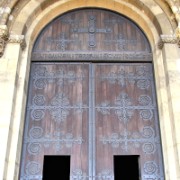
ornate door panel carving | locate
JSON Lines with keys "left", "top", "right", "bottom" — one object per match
{"left": 94, "top": 63, "right": 164, "bottom": 180}
{"left": 20, "top": 63, "right": 89, "bottom": 179}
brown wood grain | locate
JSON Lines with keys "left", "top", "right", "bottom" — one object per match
{"left": 20, "top": 9, "right": 164, "bottom": 180}
{"left": 32, "top": 9, "right": 151, "bottom": 61}
{"left": 94, "top": 64, "right": 163, "bottom": 179}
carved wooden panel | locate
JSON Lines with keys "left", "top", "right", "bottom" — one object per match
{"left": 32, "top": 9, "right": 152, "bottom": 61}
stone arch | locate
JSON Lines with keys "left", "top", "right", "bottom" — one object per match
{"left": 1, "top": 1, "right": 180, "bottom": 180}
{"left": 10, "top": 0, "right": 162, "bottom": 47}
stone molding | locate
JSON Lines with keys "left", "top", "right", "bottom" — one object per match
{"left": 0, "top": 25, "right": 8, "bottom": 57}
{"left": 0, "top": 7, "right": 11, "bottom": 15}
{"left": 159, "top": 27, "right": 180, "bottom": 48}
{"left": 0, "top": 25, "right": 27, "bottom": 57}
{"left": 175, "top": 26, "right": 180, "bottom": 45}
{"left": 0, "top": 32, "right": 26, "bottom": 57}
{"left": 8, "top": 34, "right": 26, "bottom": 50}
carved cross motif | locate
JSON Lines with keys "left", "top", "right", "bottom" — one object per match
{"left": 72, "top": 15, "right": 111, "bottom": 48}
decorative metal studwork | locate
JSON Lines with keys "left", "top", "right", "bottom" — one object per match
{"left": 20, "top": 63, "right": 165, "bottom": 180}
{"left": 50, "top": 93, "right": 70, "bottom": 122}
{"left": 97, "top": 65, "right": 157, "bottom": 153}
{"left": 21, "top": 161, "right": 42, "bottom": 180}
{"left": 100, "top": 126, "right": 159, "bottom": 153}
{"left": 104, "top": 34, "right": 137, "bottom": 50}
{"left": 72, "top": 15, "right": 111, "bottom": 48}
{"left": 97, "top": 92, "right": 134, "bottom": 124}
{"left": 61, "top": 16, "right": 80, "bottom": 25}
{"left": 30, "top": 95, "right": 46, "bottom": 121}
{"left": 32, "top": 9, "right": 153, "bottom": 61}
{"left": 104, "top": 18, "right": 124, "bottom": 25}
{"left": 96, "top": 63, "right": 164, "bottom": 179}
{"left": 27, "top": 142, "right": 42, "bottom": 155}
{"left": 25, "top": 127, "right": 83, "bottom": 153}
{"left": 70, "top": 169, "right": 113, "bottom": 180}
{"left": 100, "top": 65, "right": 152, "bottom": 89}
{"left": 70, "top": 169, "right": 88, "bottom": 180}
{"left": 96, "top": 92, "right": 154, "bottom": 124}
{"left": 22, "top": 64, "right": 88, "bottom": 180}
{"left": 46, "top": 32, "right": 80, "bottom": 51}
{"left": 144, "top": 161, "right": 157, "bottom": 175}
{"left": 139, "top": 95, "right": 153, "bottom": 121}
{"left": 29, "top": 92, "right": 88, "bottom": 123}
{"left": 96, "top": 170, "right": 114, "bottom": 180}
{"left": 25, "top": 161, "right": 41, "bottom": 176}
{"left": 33, "top": 65, "right": 85, "bottom": 89}
{"left": 143, "top": 161, "right": 164, "bottom": 179}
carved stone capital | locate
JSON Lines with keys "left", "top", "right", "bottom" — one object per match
{"left": 161, "top": 34, "right": 177, "bottom": 43}
{"left": 0, "top": 25, "right": 8, "bottom": 57}
{"left": 8, "top": 34, "right": 26, "bottom": 50}
{"left": 159, "top": 34, "right": 179, "bottom": 49}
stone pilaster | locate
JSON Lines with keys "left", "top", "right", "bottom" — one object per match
{"left": 0, "top": 34, "right": 25, "bottom": 180}
{"left": 161, "top": 43, "right": 180, "bottom": 179}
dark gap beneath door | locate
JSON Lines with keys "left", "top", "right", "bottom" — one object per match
{"left": 42, "top": 155, "right": 70, "bottom": 180}
{"left": 114, "top": 155, "right": 140, "bottom": 180}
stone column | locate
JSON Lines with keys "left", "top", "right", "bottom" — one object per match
{"left": 0, "top": 34, "right": 25, "bottom": 180}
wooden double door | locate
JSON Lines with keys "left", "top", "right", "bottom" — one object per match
{"left": 20, "top": 62, "right": 164, "bottom": 180}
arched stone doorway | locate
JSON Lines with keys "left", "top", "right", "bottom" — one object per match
{"left": 19, "top": 9, "right": 165, "bottom": 180}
